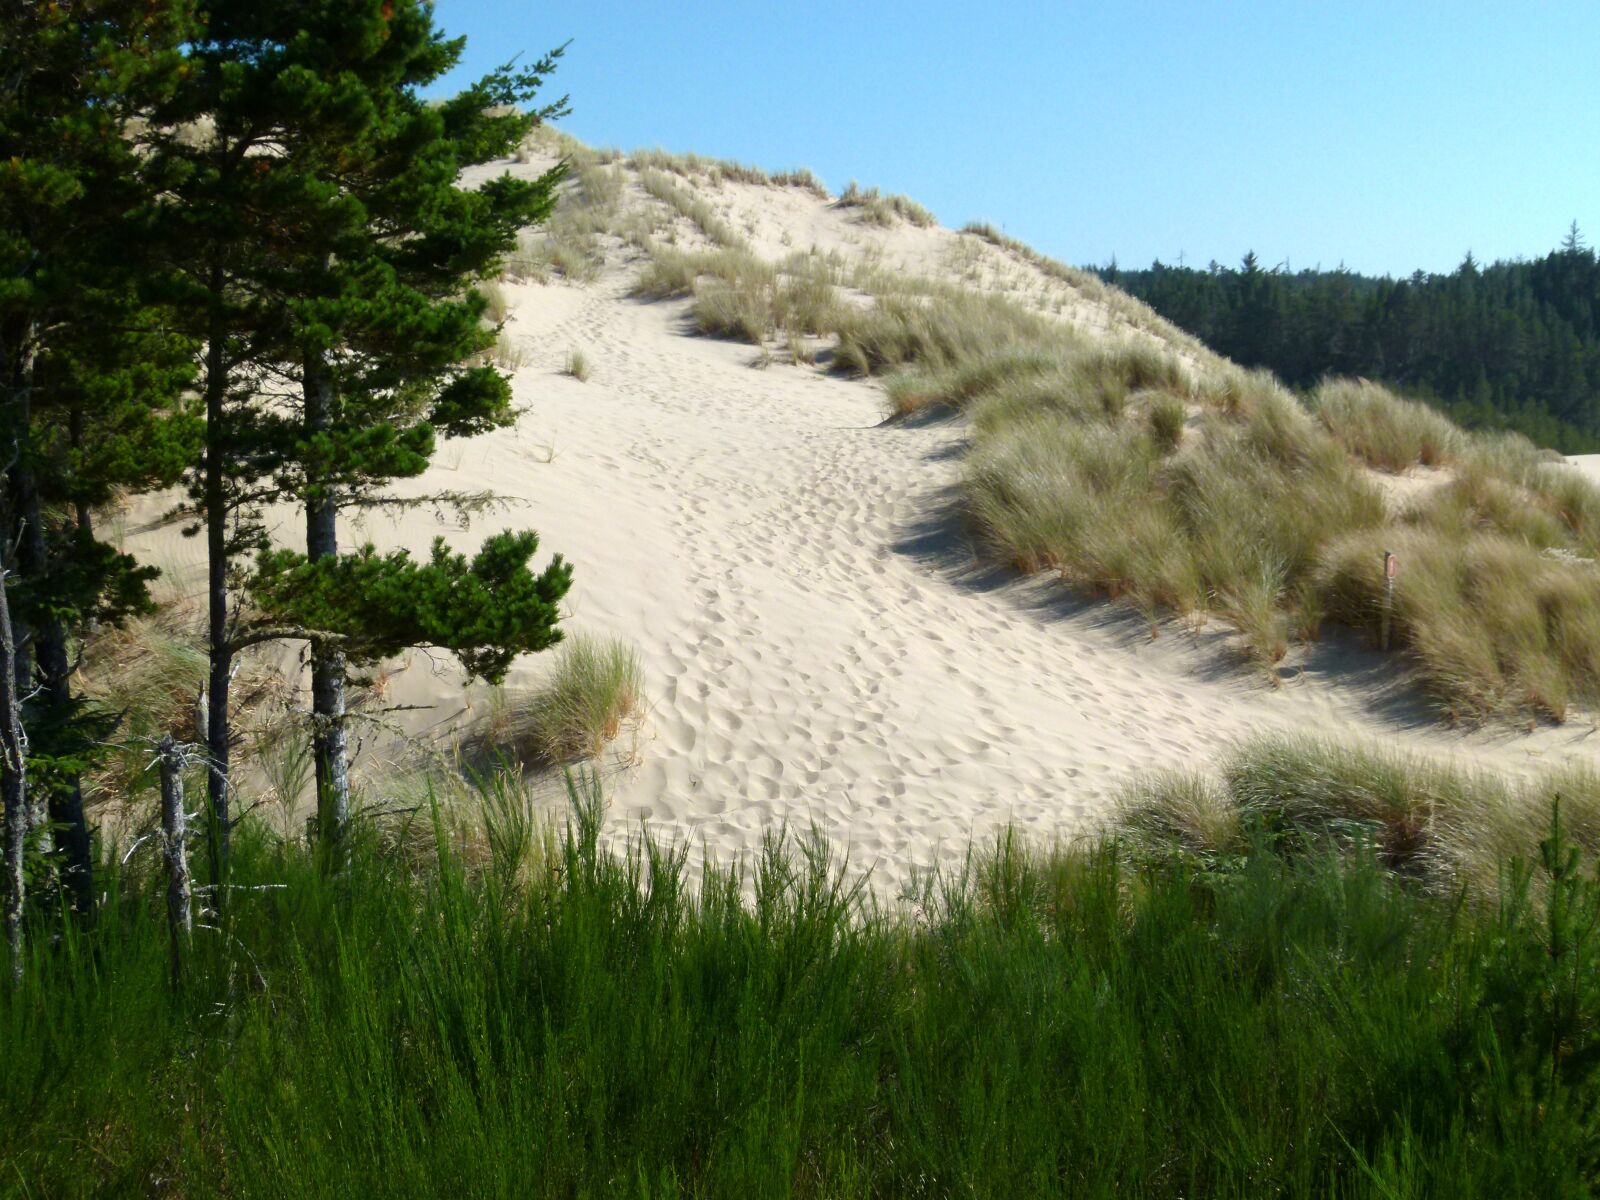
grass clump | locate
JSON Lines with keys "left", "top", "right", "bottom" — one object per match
{"left": 632, "top": 244, "right": 770, "bottom": 300}
{"left": 836, "top": 180, "right": 936, "bottom": 227}
{"left": 770, "top": 166, "right": 829, "bottom": 198}
{"left": 1311, "top": 377, "right": 1463, "bottom": 469}
{"left": 565, "top": 348, "right": 589, "bottom": 381}
{"left": 1119, "top": 733, "right": 1600, "bottom": 893}
{"left": 1147, "top": 391, "right": 1187, "bottom": 452}
{"left": 693, "top": 277, "right": 772, "bottom": 343}
{"left": 833, "top": 283, "right": 1073, "bottom": 378}
{"left": 1320, "top": 528, "right": 1600, "bottom": 720}
{"left": 518, "top": 633, "right": 645, "bottom": 764}
{"left": 11, "top": 770, "right": 1600, "bottom": 1194}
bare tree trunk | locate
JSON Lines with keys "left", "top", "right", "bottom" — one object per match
{"left": 158, "top": 734, "right": 191, "bottom": 984}
{"left": 4, "top": 330, "right": 49, "bottom": 875}
{"left": 302, "top": 351, "right": 350, "bottom": 865}
{"left": 0, "top": 537, "right": 27, "bottom": 983}
{"left": 203, "top": 265, "right": 232, "bottom": 896}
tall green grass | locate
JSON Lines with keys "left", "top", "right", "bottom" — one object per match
{"left": 7, "top": 771, "right": 1600, "bottom": 1196}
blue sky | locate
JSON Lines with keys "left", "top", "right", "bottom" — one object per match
{"left": 430, "top": 1, "right": 1599, "bottom": 277}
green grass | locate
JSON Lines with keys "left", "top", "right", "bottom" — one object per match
{"left": 509, "top": 632, "right": 645, "bottom": 765}
{"left": 9, "top": 768, "right": 1600, "bottom": 1196}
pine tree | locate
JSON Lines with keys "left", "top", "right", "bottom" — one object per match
{"left": 253, "top": 8, "right": 569, "bottom": 854}
{"left": 0, "top": 0, "right": 198, "bottom": 917}
{"left": 155, "top": 2, "right": 574, "bottom": 874}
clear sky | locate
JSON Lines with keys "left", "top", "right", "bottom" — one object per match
{"left": 429, "top": 1, "right": 1599, "bottom": 278}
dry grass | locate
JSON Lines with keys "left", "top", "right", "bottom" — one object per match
{"left": 504, "top": 162, "right": 625, "bottom": 284}
{"left": 1118, "top": 734, "right": 1600, "bottom": 896}
{"left": 1320, "top": 529, "right": 1600, "bottom": 720}
{"left": 479, "top": 280, "right": 511, "bottom": 325}
{"left": 837, "top": 181, "right": 935, "bottom": 228}
{"left": 483, "top": 634, "right": 646, "bottom": 767}
{"left": 492, "top": 332, "right": 526, "bottom": 371}
{"left": 638, "top": 168, "right": 745, "bottom": 249}
{"left": 75, "top": 602, "right": 288, "bottom": 805}
{"left": 632, "top": 245, "right": 771, "bottom": 300}
{"left": 566, "top": 348, "right": 590, "bottom": 382}
{"left": 960, "top": 221, "right": 1215, "bottom": 361}
{"left": 1311, "top": 378, "right": 1463, "bottom": 470}
{"left": 770, "top": 167, "right": 829, "bottom": 198}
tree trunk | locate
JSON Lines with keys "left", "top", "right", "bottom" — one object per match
{"left": 303, "top": 351, "right": 350, "bottom": 864}
{"left": 4, "top": 330, "right": 50, "bottom": 868}
{"left": 203, "top": 266, "right": 232, "bottom": 895}
{"left": 0, "top": 536, "right": 27, "bottom": 983}
{"left": 13, "top": 440, "right": 91, "bottom": 914}
{"left": 158, "top": 734, "right": 191, "bottom": 985}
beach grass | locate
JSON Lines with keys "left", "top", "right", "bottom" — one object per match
{"left": 514, "top": 633, "right": 645, "bottom": 765}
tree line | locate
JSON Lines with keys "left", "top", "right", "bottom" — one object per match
{"left": 1, "top": 0, "right": 573, "bottom": 972}
{"left": 1102, "top": 227, "right": 1600, "bottom": 452}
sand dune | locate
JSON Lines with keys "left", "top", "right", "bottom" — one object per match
{"left": 117, "top": 150, "right": 1600, "bottom": 894}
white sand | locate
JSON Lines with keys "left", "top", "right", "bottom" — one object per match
{"left": 116, "top": 155, "right": 1600, "bottom": 894}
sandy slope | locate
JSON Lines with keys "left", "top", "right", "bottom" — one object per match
{"left": 117, "top": 154, "right": 1600, "bottom": 894}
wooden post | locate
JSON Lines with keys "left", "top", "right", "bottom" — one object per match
{"left": 158, "top": 735, "right": 192, "bottom": 982}
{"left": 1380, "top": 550, "right": 1398, "bottom": 651}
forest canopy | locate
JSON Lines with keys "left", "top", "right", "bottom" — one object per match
{"left": 1103, "top": 226, "right": 1600, "bottom": 452}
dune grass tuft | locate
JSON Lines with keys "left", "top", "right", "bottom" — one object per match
{"left": 1119, "top": 733, "right": 1600, "bottom": 894}
{"left": 518, "top": 633, "right": 645, "bottom": 765}
{"left": 1311, "top": 377, "right": 1463, "bottom": 470}
{"left": 836, "top": 181, "right": 935, "bottom": 227}
{"left": 565, "top": 348, "right": 590, "bottom": 381}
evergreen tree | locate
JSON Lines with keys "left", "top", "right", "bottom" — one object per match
{"left": 154, "top": 2, "right": 574, "bottom": 874}
{"left": 0, "top": 0, "right": 198, "bottom": 918}
{"left": 1107, "top": 227, "right": 1600, "bottom": 452}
